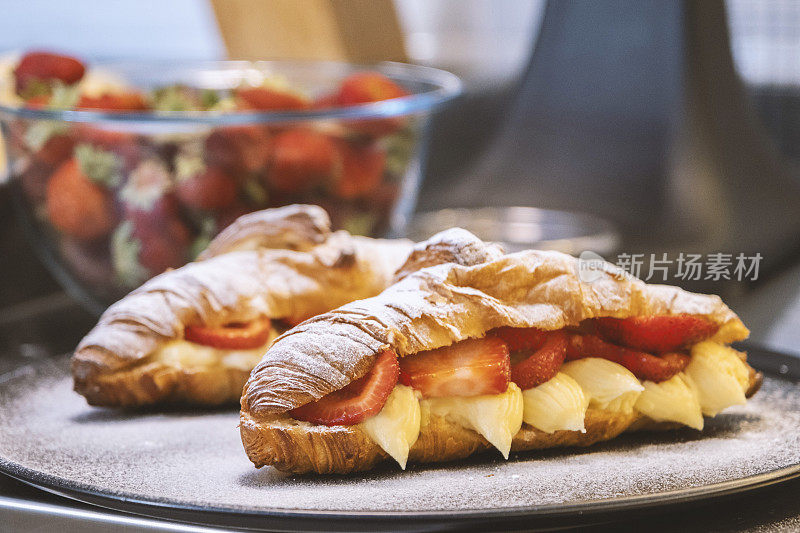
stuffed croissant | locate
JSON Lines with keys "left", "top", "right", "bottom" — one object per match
{"left": 240, "top": 229, "right": 761, "bottom": 474}
{"left": 72, "top": 205, "right": 412, "bottom": 407}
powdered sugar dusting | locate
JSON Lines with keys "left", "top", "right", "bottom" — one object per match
{"left": 1, "top": 356, "right": 799, "bottom": 514}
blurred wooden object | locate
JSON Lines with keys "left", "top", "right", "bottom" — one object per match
{"left": 211, "top": 0, "right": 407, "bottom": 62}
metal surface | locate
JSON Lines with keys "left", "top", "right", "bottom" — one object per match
{"left": 0, "top": 488, "right": 230, "bottom": 533}
{"left": 0, "top": 348, "right": 798, "bottom": 532}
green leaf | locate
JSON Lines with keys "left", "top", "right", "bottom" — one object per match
{"left": 74, "top": 143, "right": 122, "bottom": 187}
{"left": 151, "top": 84, "right": 199, "bottom": 112}
{"left": 23, "top": 120, "right": 68, "bottom": 151}
{"left": 342, "top": 212, "right": 376, "bottom": 236}
{"left": 48, "top": 82, "right": 81, "bottom": 109}
{"left": 243, "top": 178, "right": 268, "bottom": 205}
{"left": 111, "top": 221, "right": 148, "bottom": 287}
{"left": 208, "top": 96, "right": 238, "bottom": 113}
{"left": 174, "top": 148, "right": 206, "bottom": 182}
{"left": 200, "top": 89, "right": 221, "bottom": 110}
{"left": 189, "top": 217, "right": 217, "bottom": 259}
{"left": 19, "top": 78, "right": 51, "bottom": 100}
{"left": 382, "top": 122, "right": 418, "bottom": 178}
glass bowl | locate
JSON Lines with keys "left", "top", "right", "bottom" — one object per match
{"left": 0, "top": 59, "right": 461, "bottom": 313}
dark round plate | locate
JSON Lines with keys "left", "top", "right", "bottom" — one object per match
{"left": 0, "top": 346, "right": 799, "bottom": 532}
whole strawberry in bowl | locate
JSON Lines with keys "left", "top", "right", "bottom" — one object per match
{"left": 0, "top": 51, "right": 461, "bottom": 312}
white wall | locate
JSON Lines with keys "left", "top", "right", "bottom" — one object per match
{"left": 0, "top": 0, "right": 224, "bottom": 61}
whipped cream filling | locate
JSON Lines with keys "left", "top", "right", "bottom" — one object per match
{"left": 153, "top": 327, "right": 278, "bottom": 370}
{"left": 422, "top": 383, "right": 523, "bottom": 459}
{"left": 355, "top": 342, "right": 750, "bottom": 466}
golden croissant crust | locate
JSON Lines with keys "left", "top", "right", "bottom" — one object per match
{"left": 72, "top": 205, "right": 412, "bottom": 407}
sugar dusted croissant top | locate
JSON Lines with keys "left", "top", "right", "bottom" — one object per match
{"left": 240, "top": 229, "right": 759, "bottom": 474}
{"left": 72, "top": 205, "right": 412, "bottom": 407}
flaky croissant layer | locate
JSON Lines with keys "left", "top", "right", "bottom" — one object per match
{"left": 72, "top": 205, "right": 413, "bottom": 407}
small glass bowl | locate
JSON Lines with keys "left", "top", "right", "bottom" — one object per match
{"left": 0, "top": 59, "right": 460, "bottom": 313}
{"left": 408, "top": 207, "right": 620, "bottom": 256}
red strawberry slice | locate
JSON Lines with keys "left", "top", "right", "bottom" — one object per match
{"left": 510, "top": 330, "right": 567, "bottom": 390}
{"left": 46, "top": 158, "right": 115, "bottom": 241}
{"left": 566, "top": 333, "right": 689, "bottom": 383}
{"left": 204, "top": 125, "right": 272, "bottom": 175}
{"left": 492, "top": 327, "right": 548, "bottom": 353}
{"left": 14, "top": 51, "right": 85, "bottom": 97}
{"left": 399, "top": 337, "right": 510, "bottom": 398}
{"left": 266, "top": 128, "right": 338, "bottom": 193}
{"left": 185, "top": 317, "right": 272, "bottom": 350}
{"left": 595, "top": 314, "right": 718, "bottom": 353}
{"left": 333, "top": 140, "right": 386, "bottom": 199}
{"left": 336, "top": 72, "right": 409, "bottom": 105}
{"left": 135, "top": 229, "right": 190, "bottom": 276}
{"left": 290, "top": 349, "right": 399, "bottom": 426}
{"left": 176, "top": 166, "right": 239, "bottom": 211}
{"left": 77, "top": 91, "right": 149, "bottom": 112}
{"left": 23, "top": 94, "right": 51, "bottom": 109}
{"left": 236, "top": 86, "right": 309, "bottom": 111}
{"left": 36, "top": 133, "right": 74, "bottom": 167}
{"left": 312, "top": 92, "right": 339, "bottom": 109}
{"left": 335, "top": 72, "right": 410, "bottom": 137}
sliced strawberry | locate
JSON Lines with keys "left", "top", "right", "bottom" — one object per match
{"left": 112, "top": 203, "right": 191, "bottom": 286}
{"left": 492, "top": 327, "right": 548, "bottom": 353}
{"left": 335, "top": 72, "right": 409, "bottom": 137}
{"left": 72, "top": 124, "right": 143, "bottom": 172}
{"left": 236, "top": 86, "right": 309, "bottom": 111}
{"left": 120, "top": 161, "right": 192, "bottom": 277}
{"left": 73, "top": 124, "right": 138, "bottom": 150}
{"left": 566, "top": 333, "right": 690, "bottom": 382}
{"left": 23, "top": 94, "right": 51, "bottom": 109}
{"left": 135, "top": 230, "right": 190, "bottom": 275}
{"left": 36, "top": 133, "right": 75, "bottom": 167}
{"left": 266, "top": 128, "right": 338, "bottom": 193}
{"left": 14, "top": 51, "right": 85, "bottom": 97}
{"left": 280, "top": 314, "right": 312, "bottom": 328}
{"left": 185, "top": 316, "right": 272, "bottom": 349}
{"left": 399, "top": 337, "right": 510, "bottom": 398}
{"left": 77, "top": 91, "right": 149, "bottom": 112}
{"left": 46, "top": 158, "right": 115, "bottom": 240}
{"left": 595, "top": 314, "right": 719, "bottom": 354}
{"left": 176, "top": 166, "right": 239, "bottom": 211}
{"left": 132, "top": 204, "right": 191, "bottom": 273}
{"left": 312, "top": 92, "right": 339, "bottom": 109}
{"left": 336, "top": 72, "right": 409, "bottom": 105}
{"left": 333, "top": 140, "right": 385, "bottom": 199}
{"left": 205, "top": 125, "right": 272, "bottom": 175}
{"left": 510, "top": 330, "right": 567, "bottom": 390}
{"left": 290, "top": 349, "right": 399, "bottom": 426}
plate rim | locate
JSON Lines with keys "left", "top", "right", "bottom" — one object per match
{"left": 0, "top": 343, "right": 797, "bottom": 529}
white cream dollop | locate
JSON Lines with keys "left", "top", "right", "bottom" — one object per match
{"left": 522, "top": 372, "right": 589, "bottom": 433}
{"left": 360, "top": 385, "right": 421, "bottom": 469}
{"left": 635, "top": 372, "right": 704, "bottom": 430}
{"left": 422, "top": 383, "right": 523, "bottom": 459}
{"left": 561, "top": 358, "right": 644, "bottom": 413}
{"left": 685, "top": 341, "right": 750, "bottom": 416}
